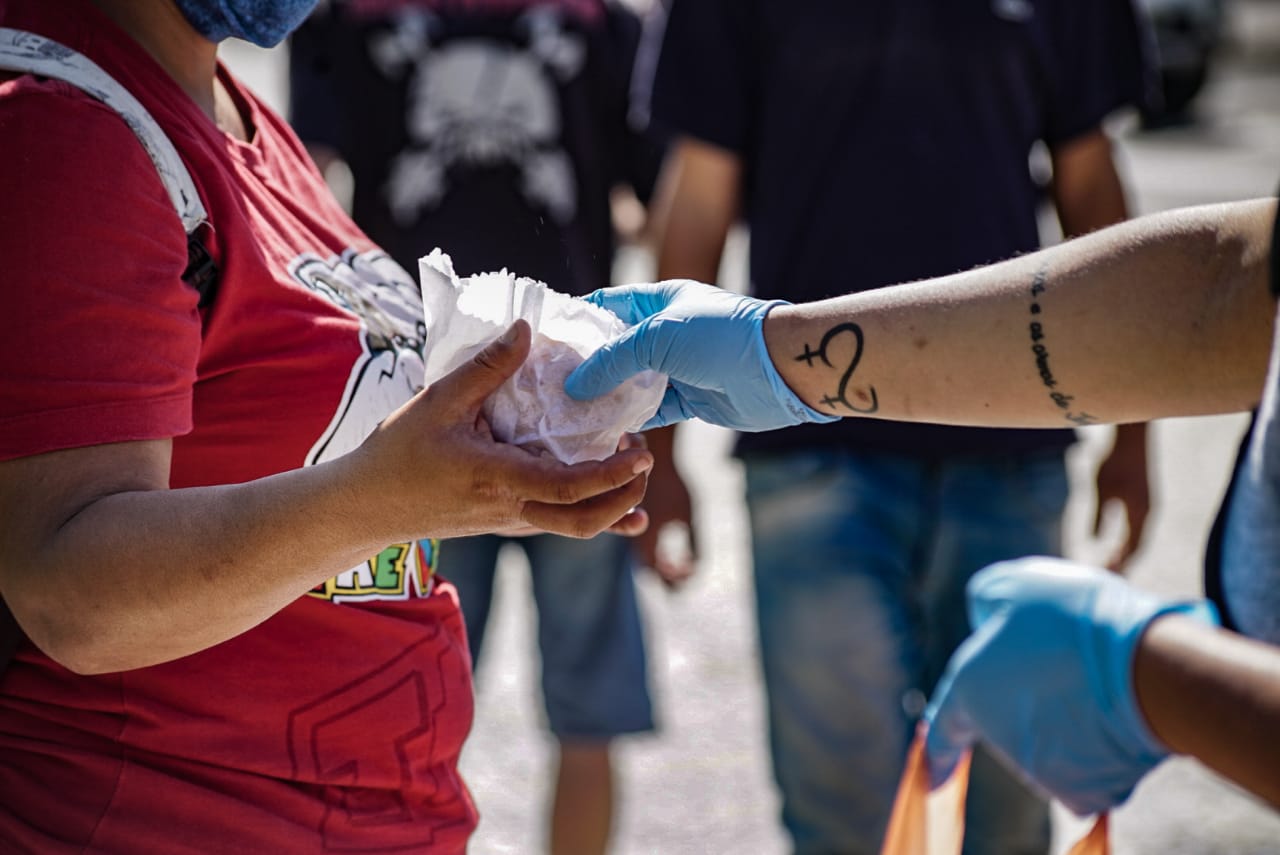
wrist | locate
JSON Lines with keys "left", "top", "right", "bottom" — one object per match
{"left": 1110, "top": 422, "right": 1149, "bottom": 457}
{"left": 761, "top": 301, "right": 793, "bottom": 386}
{"left": 760, "top": 301, "right": 838, "bottom": 425}
{"left": 1120, "top": 599, "right": 1220, "bottom": 757}
{"left": 324, "top": 446, "right": 411, "bottom": 548}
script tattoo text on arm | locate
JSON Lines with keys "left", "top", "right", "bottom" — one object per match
{"left": 1028, "top": 265, "right": 1096, "bottom": 426}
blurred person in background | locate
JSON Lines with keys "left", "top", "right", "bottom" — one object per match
{"left": 289, "top": 2, "right": 671, "bottom": 852}
{"left": 0, "top": 0, "right": 654, "bottom": 852}
{"left": 636, "top": 1, "right": 1157, "bottom": 852}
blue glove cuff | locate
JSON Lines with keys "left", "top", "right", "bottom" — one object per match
{"left": 757, "top": 300, "right": 840, "bottom": 426}
{"left": 1113, "top": 598, "right": 1221, "bottom": 761}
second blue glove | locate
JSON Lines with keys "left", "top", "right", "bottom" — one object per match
{"left": 924, "top": 557, "right": 1218, "bottom": 816}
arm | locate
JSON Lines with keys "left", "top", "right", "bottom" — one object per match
{"left": 766, "top": 198, "right": 1277, "bottom": 427}
{"left": 635, "top": 424, "right": 696, "bottom": 586}
{"left": 924, "top": 557, "right": 1280, "bottom": 814}
{"left": 1095, "top": 422, "right": 1150, "bottom": 569}
{"left": 1135, "top": 614, "right": 1280, "bottom": 808}
{"left": 1049, "top": 128, "right": 1130, "bottom": 240}
{"left": 1051, "top": 128, "right": 1150, "bottom": 568}
{"left": 634, "top": 137, "right": 743, "bottom": 582}
{"left": 650, "top": 136, "right": 742, "bottom": 283}
{"left": 923, "top": 558, "right": 1222, "bottom": 816}
{"left": 568, "top": 199, "right": 1276, "bottom": 431}
{"left": 0, "top": 323, "right": 652, "bottom": 675}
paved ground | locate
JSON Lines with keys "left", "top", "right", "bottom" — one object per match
{"left": 222, "top": 6, "right": 1280, "bottom": 851}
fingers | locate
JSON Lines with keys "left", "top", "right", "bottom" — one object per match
{"left": 639, "top": 411, "right": 671, "bottom": 431}
{"left": 1095, "top": 502, "right": 1125, "bottom": 573}
{"left": 653, "top": 520, "right": 697, "bottom": 588}
{"left": 654, "top": 553, "right": 696, "bottom": 589}
{"left": 580, "top": 285, "right": 643, "bottom": 323}
{"left": 1105, "top": 526, "right": 1140, "bottom": 574}
{"left": 923, "top": 679, "right": 976, "bottom": 788}
{"left": 633, "top": 520, "right": 695, "bottom": 588}
{"left": 581, "top": 282, "right": 673, "bottom": 325}
{"left": 962, "top": 558, "right": 1057, "bottom": 628}
{"left": 520, "top": 460, "right": 651, "bottom": 538}
{"left": 616, "top": 432, "right": 648, "bottom": 452}
{"left": 637, "top": 387, "right": 695, "bottom": 431}
{"left": 564, "top": 327, "right": 652, "bottom": 401}
{"left": 964, "top": 561, "right": 1017, "bottom": 629}
{"left": 634, "top": 518, "right": 661, "bottom": 570}
{"left": 606, "top": 506, "right": 650, "bottom": 538}
{"left": 430, "top": 321, "right": 532, "bottom": 416}
{"left": 508, "top": 445, "right": 652, "bottom": 505}
{"left": 1110, "top": 504, "right": 1149, "bottom": 573}
{"left": 928, "top": 568, "right": 1016, "bottom": 786}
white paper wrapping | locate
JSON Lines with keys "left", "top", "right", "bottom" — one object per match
{"left": 419, "top": 249, "right": 666, "bottom": 463}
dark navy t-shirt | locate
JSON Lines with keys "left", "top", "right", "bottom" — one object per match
{"left": 647, "top": 0, "right": 1154, "bottom": 457}
{"left": 289, "top": 0, "right": 665, "bottom": 297}
{"left": 1204, "top": 194, "right": 1280, "bottom": 637}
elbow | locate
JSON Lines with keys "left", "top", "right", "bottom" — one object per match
{"left": 20, "top": 626, "right": 107, "bottom": 677}
{"left": 7, "top": 596, "right": 135, "bottom": 676}
{"left": 42, "top": 642, "right": 126, "bottom": 677}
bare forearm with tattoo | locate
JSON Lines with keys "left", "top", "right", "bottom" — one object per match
{"left": 765, "top": 199, "right": 1278, "bottom": 427}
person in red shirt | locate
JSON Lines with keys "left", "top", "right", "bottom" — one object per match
{"left": 0, "top": 1, "right": 652, "bottom": 852}
{"left": 288, "top": 5, "right": 673, "bottom": 852}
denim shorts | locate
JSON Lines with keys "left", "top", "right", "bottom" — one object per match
{"left": 437, "top": 532, "right": 653, "bottom": 741}
{"left": 744, "top": 447, "right": 1069, "bottom": 855}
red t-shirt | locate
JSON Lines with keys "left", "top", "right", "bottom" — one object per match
{"left": 0, "top": 2, "right": 477, "bottom": 852}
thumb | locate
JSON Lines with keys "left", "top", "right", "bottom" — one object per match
{"left": 923, "top": 678, "right": 976, "bottom": 789}
{"left": 565, "top": 324, "right": 652, "bottom": 401}
{"left": 637, "top": 386, "right": 696, "bottom": 430}
{"left": 433, "top": 321, "right": 531, "bottom": 415}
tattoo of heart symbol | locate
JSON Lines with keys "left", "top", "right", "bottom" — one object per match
{"left": 795, "top": 323, "right": 879, "bottom": 414}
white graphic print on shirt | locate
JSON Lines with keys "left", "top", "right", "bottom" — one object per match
{"left": 292, "top": 247, "right": 437, "bottom": 603}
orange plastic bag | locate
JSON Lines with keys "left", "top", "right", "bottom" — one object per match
{"left": 879, "top": 726, "right": 1109, "bottom": 855}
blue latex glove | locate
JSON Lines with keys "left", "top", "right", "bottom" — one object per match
{"left": 924, "top": 557, "right": 1219, "bottom": 816}
{"left": 563, "top": 281, "right": 838, "bottom": 432}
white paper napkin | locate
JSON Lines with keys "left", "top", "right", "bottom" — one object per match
{"left": 419, "top": 249, "right": 666, "bottom": 463}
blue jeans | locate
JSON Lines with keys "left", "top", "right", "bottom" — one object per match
{"left": 745, "top": 449, "right": 1069, "bottom": 855}
{"left": 438, "top": 533, "right": 653, "bottom": 740}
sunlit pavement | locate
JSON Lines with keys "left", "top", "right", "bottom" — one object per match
{"left": 222, "top": 5, "right": 1280, "bottom": 850}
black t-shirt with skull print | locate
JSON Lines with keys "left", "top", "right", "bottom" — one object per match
{"left": 289, "top": 0, "right": 666, "bottom": 296}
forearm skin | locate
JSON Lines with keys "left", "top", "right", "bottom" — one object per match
{"left": 8, "top": 452, "right": 394, "bottom": 675}
{"left": 766, "top": 199, "right": 1278, "bottom": 428}
{"left": 1135, "top": 615, "right": 1280, "bottom": 809}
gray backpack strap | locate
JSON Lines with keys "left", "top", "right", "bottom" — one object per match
{"left": 0, "top": 27, "right": 206, "bottom": 232}
{"left": 0, "top": 27, "right": 218, "bottom": 303}
{"left": 0, "top": 30, "right": 220, "bottom": 676}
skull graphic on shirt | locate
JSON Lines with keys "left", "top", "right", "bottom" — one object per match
{"left": 370, "top": 7, "right": 585, "bottom": 226}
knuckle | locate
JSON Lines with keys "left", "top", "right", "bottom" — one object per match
{"left": 473, "top": 344, "right": 504, "bottom": 374}
{"left": 565, "top": 520, "right": 596, "bottom": 540}
{"left": 550, "top": 477, "right": 581, "bottom": 505}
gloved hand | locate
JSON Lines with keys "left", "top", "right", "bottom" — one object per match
{"left": 924, "top": 557, "right": 1219, "bottom": 817}
{"left": 563, "top": 281, "right": 838, "bottom": 432}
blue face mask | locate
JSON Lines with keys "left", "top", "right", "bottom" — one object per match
{"left": 174, "top": 0, "right": 320, "bottom": 48}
